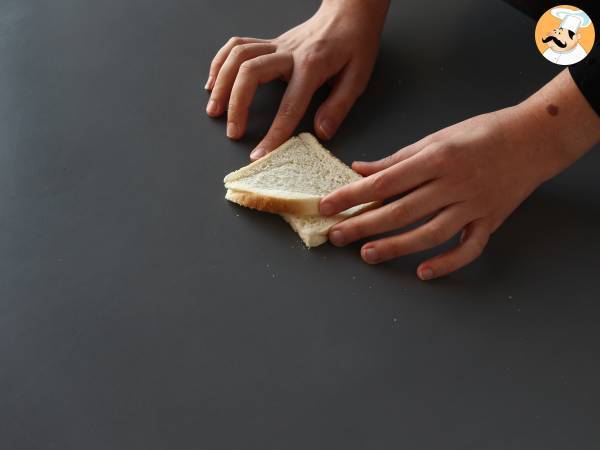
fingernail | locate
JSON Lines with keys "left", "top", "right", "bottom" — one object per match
{"left": 419, "top": 267, "right": 434, "bottom": 281}
{"left": 329, "top": 230, "right": 345, "bottom": 246}
{"left": 250, "top": 147, "right": 266, "bottom": 160}
{"left": 319, "top": 118, "right": 336, "bottom": 139}
{"left": 204, "top": 76, "right": 214, "bottom": 91}
{"left": 206, "top": 99, "right": 218, "bottom": 115}
{"left": 320, "top": 201, "right": 334, "bottom": 216}
{"left": 363, "top": 247, "right": 379, "bottom": 263}
{"left": 227, "top": 122, "right": 239, "bottom": 139}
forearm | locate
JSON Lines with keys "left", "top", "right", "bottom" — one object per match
{"left": 510, "top": 69, "right": 600, "bottom": 183}
{"left": 320, "top": 0, "right": 390, "bottom": 28}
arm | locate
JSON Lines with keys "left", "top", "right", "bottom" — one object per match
{"left": 502, "top": 0, "right": 600, "bottom": 116}
{"left": 517, "top": 69, "right": 600, "bottom": 181}
{"left": 319, "top": 69, "right": 600, "bottom": 280}
{"left": 205, "top": 0, "right": 390, "bottom": 159}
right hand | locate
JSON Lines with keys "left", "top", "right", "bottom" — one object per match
{"left": 205, "top": 0, "right": 389, "bottom": 160}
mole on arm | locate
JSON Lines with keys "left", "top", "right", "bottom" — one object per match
{"left": 546, "top": 104, "right": 559, "bottom": 116}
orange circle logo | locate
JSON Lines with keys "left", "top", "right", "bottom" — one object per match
{"left": 535, "top": 5, "right": 595, "bottom": 65}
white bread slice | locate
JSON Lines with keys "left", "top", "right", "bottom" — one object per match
{"left": 223, "top": 133, "right": 364, "bottom": 216}
{"left": 226, "top": 189, "right": 374, "bottom": 247}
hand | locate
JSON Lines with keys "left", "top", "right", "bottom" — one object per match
{"left": 319, "top": 70, "right": 600, "bottom": 280}
{"left": 205, "top": 0, "right": 389, "bottom": 160}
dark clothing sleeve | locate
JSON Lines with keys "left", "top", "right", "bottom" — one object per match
{"left": 503, "top": 0, "right": 600, "bottom": 117}
{"left": 570, "top": 20, "right": 599, "bottom": 117}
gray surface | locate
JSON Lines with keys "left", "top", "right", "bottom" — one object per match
{"left": 1, "top": 0, "right": 600, "bottom": 449}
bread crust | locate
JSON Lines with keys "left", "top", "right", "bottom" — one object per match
{"left": 223, "top": 133, "right": 361, "bottom": 216}
{"left": 224, "top": 133, "right": 383, "bottom": 246}
{"left": 227, "top": 189, "right": 382, "bottom": 247}
{"left": 225, "top": 189, "right": 320, "bottom": 215}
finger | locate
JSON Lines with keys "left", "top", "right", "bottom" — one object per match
{"left": 416, "top": 219, "right": 490, "bottom": 280}
{"left": 205, "top": 36, "right": 268, "bottom": 91}
{"left": 227, "top": 52, "right": 294, "bottom": 140}
{"left": 250, "top": 69, "right": 321, "bottom": 160}
{"left": 313, "top": 61, "right": 370, "bottom": 141}
{"left": 360, "top": 206, "right": 469, "bottom": 265}
{"left": 328, "top": 181, "right": 450, "bottom": 247}
{"left": 320, "top": 149, "right": 439, "bottom": 216}
{"left": 351, "top": 134, "right": 435, "bottom": 176}
{"left": 207, "top": 43, "right": 276, "bottom": 118}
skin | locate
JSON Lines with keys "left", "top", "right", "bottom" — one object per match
{"left": 320, "top": 70, "right": 600, "bottom": 279}
{"left": 206, "top": 1, "right": 600, "bottom": 279}
{"left": 205, "top": 0, "right": 389, "bottom": 159}
{"left": 543, "top": 27, "right": 581, "bottom": 52}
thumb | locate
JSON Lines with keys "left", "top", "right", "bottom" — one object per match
{"left": 313, "top": 63, "right": 369, "bottom": 141}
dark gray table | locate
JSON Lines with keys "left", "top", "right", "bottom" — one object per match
{"left": 2, "top": 0, "right": 600, "bottom": 448}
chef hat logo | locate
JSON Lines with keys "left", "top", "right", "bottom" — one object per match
{"left": 534, "top": 5, "right": 595, "bottom": 66}
{"left": 550, "top": 7, "right": 592, "bottom": 33}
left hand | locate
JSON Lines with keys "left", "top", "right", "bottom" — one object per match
{"left": 319, "top": 71, "right": 600, "bottom": 280}
{"left": 205, "top": 0, "right": 389, "bottom": 159}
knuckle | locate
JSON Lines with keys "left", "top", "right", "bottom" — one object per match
{"left": 310, "top": 38, "right": 329, "bottom": 53}
{"left": 380, "top": 154, "right": 397, "bottom": 166}
{"left": 278, "top": 101, "right": 299, "bottom": 119}
{"left": 424, "top": 223, "right": 447, "bottom": 247}
{"left": 229, "top": 45, "right": 245, "bottom": 59}
{"left": 369, "top": 173, "right": 389, "bottom": 196}
{"left": 439, "top": 142, "right": 457, "bottom": 154}
{"left": 238, "top": 60, "right": 257, "bottom": 75}
{"left": 427, "top": 142, "right": 454, "bottom": 165}
{"left": 389, "top": 201, "right": 413, "bottom": 222}
{"left": 228, "top": 36, "right": 244, "bottom": 47}
{"left": 230, "top": 44, "right": 252, "bottom": 61}
{"left": 298, "top": 45, "right": 328, "bottom": 69}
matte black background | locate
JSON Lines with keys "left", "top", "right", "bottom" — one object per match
{"left": 2, "top": 0, "right": 599, "bottom": 449}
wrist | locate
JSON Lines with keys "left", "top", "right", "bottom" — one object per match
{"left": 320, "top": 0, "right": 390, "bottom": 26}
{"left": 508, "top": 70, "right": 600, "bottom": 184}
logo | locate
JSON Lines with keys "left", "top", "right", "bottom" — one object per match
{"left": 535, "top": 5, "right": 595, "bottom": 65}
